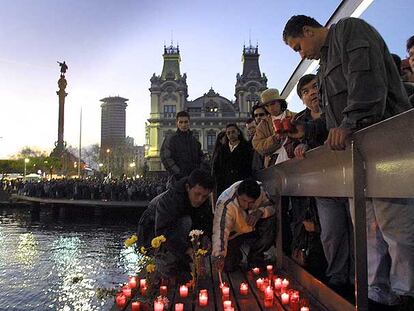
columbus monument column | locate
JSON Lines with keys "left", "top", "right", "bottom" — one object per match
{"left": 51, "top": 61, "right": 68, "bottom": 156}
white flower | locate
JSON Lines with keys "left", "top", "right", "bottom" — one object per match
{"left": 189, "top": 229, "right": 204, "bottom": 238}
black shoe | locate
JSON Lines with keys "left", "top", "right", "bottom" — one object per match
{"left": 368, "top": 299, "right": 400, "bottom": 311}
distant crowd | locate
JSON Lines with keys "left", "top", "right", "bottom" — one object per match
{"left": 1, "top": 177, "right": 167, "bottom": 201}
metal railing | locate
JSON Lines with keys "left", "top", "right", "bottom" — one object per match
{"left": 257, "top": 108, "right": 414, "bottom": 311}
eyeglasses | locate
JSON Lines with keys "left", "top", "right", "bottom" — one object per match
{"left": 254, "top": 113, "right": 265, "bottom": 117}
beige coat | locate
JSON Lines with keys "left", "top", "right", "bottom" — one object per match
{"left": 252, "top": 110, "right": 296, "bottom": 167}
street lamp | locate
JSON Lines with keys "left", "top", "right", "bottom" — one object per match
{"left": 24, "top": 158, "right": 30, "bottom": 181}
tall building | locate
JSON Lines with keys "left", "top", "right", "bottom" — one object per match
{"left": 145, "top": 43, "right": 267, "bottom": 172}
{"left": 100, "top": 96, "right": 128, "bottom": 151}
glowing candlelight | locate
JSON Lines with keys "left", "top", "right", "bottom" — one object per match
{"left": 282, "top": 278, "right": 289, "bottom": 289}
{"left": 128, "top": 276, "right": 138, "bottom": 289}
{"left": 179, "top": 285, "right": 189, "bottom": 298}
{"left": 274, "top": 278, "right": 282, "bottom": 290}
{"left": 266, "top": 265, "right": 273, "bottom": 273}
{"left": 256, "top": 278, "right": 264, "bottom": 289}
{"left": 281, "top": 292, "right": 290, "bottom": 305}
{"left": 115, "top": 294, "right": 126, "bottom": 308}
{"left": 154, "top": 301, "right": 164, "bottom": 311}
{"left": 199, "top": 293, "right": 208, "bottom": 307}
{"left": 160, "top": 285, "right": 167, "bottom": 296}
{"left": 300, "top": 307, "right": 310, "bottom": 311}
{"left": 140, "top": 279, "right": 147, "bottom": 288}
{"left": 222, "top": 285, "right": 230, "bottom": 295}
{"left": 239, "top": 282, "right": 248, "bottom": 295}
{"left": 252, "top": 267, "right": 260, "bottom": 275}
{"left": 132, "top": 301, "right": 141, "bottom": 311}
{"left": 265, "top": 286, "right": 274, "bottom": 299}
{"left": 122, "top": 287, "right": 132, "bottom": 298}
{"left": 223, "top": 300, "right": 232, "bottom": 309}
{"left": 140, "top": 286, "right": 147, "bottom": 296}
{"left": 175, "top": 303, "right": 184, "bottom": 311}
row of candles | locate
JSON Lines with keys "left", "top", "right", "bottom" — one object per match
{"left": 115, "top": 265, "right": 310, "bottom": 311}
{"left": 252, "top": 265, "right": 310, "bottom": 311}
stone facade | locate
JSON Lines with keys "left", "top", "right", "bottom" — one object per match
{"left": 145, "top": 43, "right": 267, "bottom": 172}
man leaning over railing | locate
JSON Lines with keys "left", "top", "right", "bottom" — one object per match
{"left": 283, "top": 15, "right": 413, "bottom": 309}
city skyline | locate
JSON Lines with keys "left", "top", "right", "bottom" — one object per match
{"left": 0, "top": 0, "right": 412, "bottom": 158}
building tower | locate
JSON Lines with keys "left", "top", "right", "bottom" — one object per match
{"left": 235, "top": 43, "right": 268, "bottom": 114}
{"left": 146, "top": 43, "right": 189, "bottom": 171}
{"left": 100, "top": 96, "right": 128, "bottom": 176}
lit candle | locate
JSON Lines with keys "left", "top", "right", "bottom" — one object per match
{"left": 256, "top": 278, "right": 264, "bottom": 289}
{"left": 239, "top": 282, "right": 248, "bottom": 296}
{"left": 252, "top": 267, "right": 260, "bottom": 275}
{"left": 115, "top": 294, "right": 126, "bottom": 308}
{"left": 140, "top": 279, "right": 147, "bottom": 288}
{"left": 223, "top": 300, "right": 232, "bottom": 309}
{"left": 266, "top": 265, "right": 273, "bottom": 274}
{"left": 140, "top": 286, "right": 147, "bottom": 296}
{"left": 290, "top": 290, "right": 300, "bottom": 310}
{"left": 265, "top": 286, "right": 274, "bottom": 299}
{"left": 122, "top": 287, "right": 132, "bottom": 298}
{"left": 175, "top": 303, "right": 184, "bottom": 311}
{"left": 199, "top": 293, "right": 208, "bottom": 307}
{"left": 225, "top": 308, "right": 234, "bottom": 311}
{"left": 282, "top": 278, "right": 289, "bottom": 289}
{"left": 200, "top": 289, "right": 208, "bottom": 295}
{"left": 129, "top": 276, "right": 138, "bottom": 289}
{"left": 154, "top": 301, "right": 164, "bottom": 311}
{"left": 281, "top": 292, "right": 290, "bottom": 305}
{"left": 160, "top": 285, "right": 168, "bottom": 296}
{"left": 131, "top": 301, "right": 141, "bottom": 311}
{"left": 274, "top": 278, "right": 282, "bottom": 290}
{"left": 179, "top": 285, "right": 189, "bottom": 298}
{"left": 264, "top": 297, "right": 273, "bottom": 308}
{"left": 222, "top": 285, "right": 230, "bottom": 299}
{"left": 300, "top": 307, "right": 309, "bottom": 311}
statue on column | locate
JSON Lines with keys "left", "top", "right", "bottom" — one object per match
{"left": 57, "top": 61, "right": 68, "bottom": 76}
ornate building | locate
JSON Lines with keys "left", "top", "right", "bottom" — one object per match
{"left": 145, "top": 43, "right": 267, "bottom": 172}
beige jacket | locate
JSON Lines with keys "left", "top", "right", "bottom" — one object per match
{"left": 211, "top": 181, "right": 275, "bottom": 257}
{"left": 252, "top": 110, "right": 296, "bottom": 166}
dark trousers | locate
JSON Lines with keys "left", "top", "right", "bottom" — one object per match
{"left": 225, "top": 214, "right": 276, "bottom": 271}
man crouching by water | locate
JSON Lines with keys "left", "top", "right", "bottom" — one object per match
{"left": 137, "top": 169, "right": 214, "bottom": 282}
{"left": 212, "top": 179, "right": 277, "bottom": 272}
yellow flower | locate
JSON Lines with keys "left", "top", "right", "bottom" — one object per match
{"left": 124, "top": 234, "right": 138, "bottom": 248}
{"left": 196, "top": 248, "right": 208, "bottom": 256}
{"left": 140, "top": 246, "right": 147, "bottom": 254}
{"left": 151, "top": 235, "right": 166, "bottom": 249}
{"left": 146, "top": 263, "right": 156, "bottom": 273}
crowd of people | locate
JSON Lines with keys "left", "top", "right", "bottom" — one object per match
{"left": 2, "top": 177, "right": 167, "bottom": 201}
{"left": 138, "top": 16, "right": 413, "bottom": 311}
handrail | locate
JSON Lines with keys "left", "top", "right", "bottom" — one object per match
{"left": 257, "top": 108, "right": 414, "bottom": 311}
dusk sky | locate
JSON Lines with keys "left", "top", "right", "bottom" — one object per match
{"left": 0, "top": 0, "right": 411, "bottom": 158}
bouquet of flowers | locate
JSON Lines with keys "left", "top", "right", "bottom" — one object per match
{"left": 188, "top": 230, "right": 209, "bottom": 289}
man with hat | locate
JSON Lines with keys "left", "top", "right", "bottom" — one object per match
{"left": 252, "top": 88, "right": 296, "bottom": 167}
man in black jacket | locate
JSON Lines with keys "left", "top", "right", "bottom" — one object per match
{"left": 160, "top": 111, "right": 203, "bottom": 180}
{"left": 137, "top": 169, "right": 214, "bottom": 281}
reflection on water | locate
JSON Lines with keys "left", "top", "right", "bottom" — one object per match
{"left": 0, "top": 204, "right": 145, "bottom": 311}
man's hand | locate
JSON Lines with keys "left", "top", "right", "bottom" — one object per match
{"left": 246, "top": 209, "right": 264, "bottom": 227}
{"left": 294, "top": 143, "right": 309, "bottom": 159}
{"left": 212, "top": 255, "right": 225, "bottom": 272}
{"left": 325, "top": 127, "right": 351, "bottom": 150}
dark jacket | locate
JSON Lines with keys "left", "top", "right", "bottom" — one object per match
{"left": 319, "top": 17, "right": 412, "bottom": 131}
{"left": 137, "top": 177, "right": 212, "bottom": 256}
{"left": 213, "top": 140, "right": 253, "bottom": 196}
{"left": 160, "top": 129, "right": 203, "bottom": 177}
{"left": 294, "top": 108, "right": 329, "bottom": 149}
